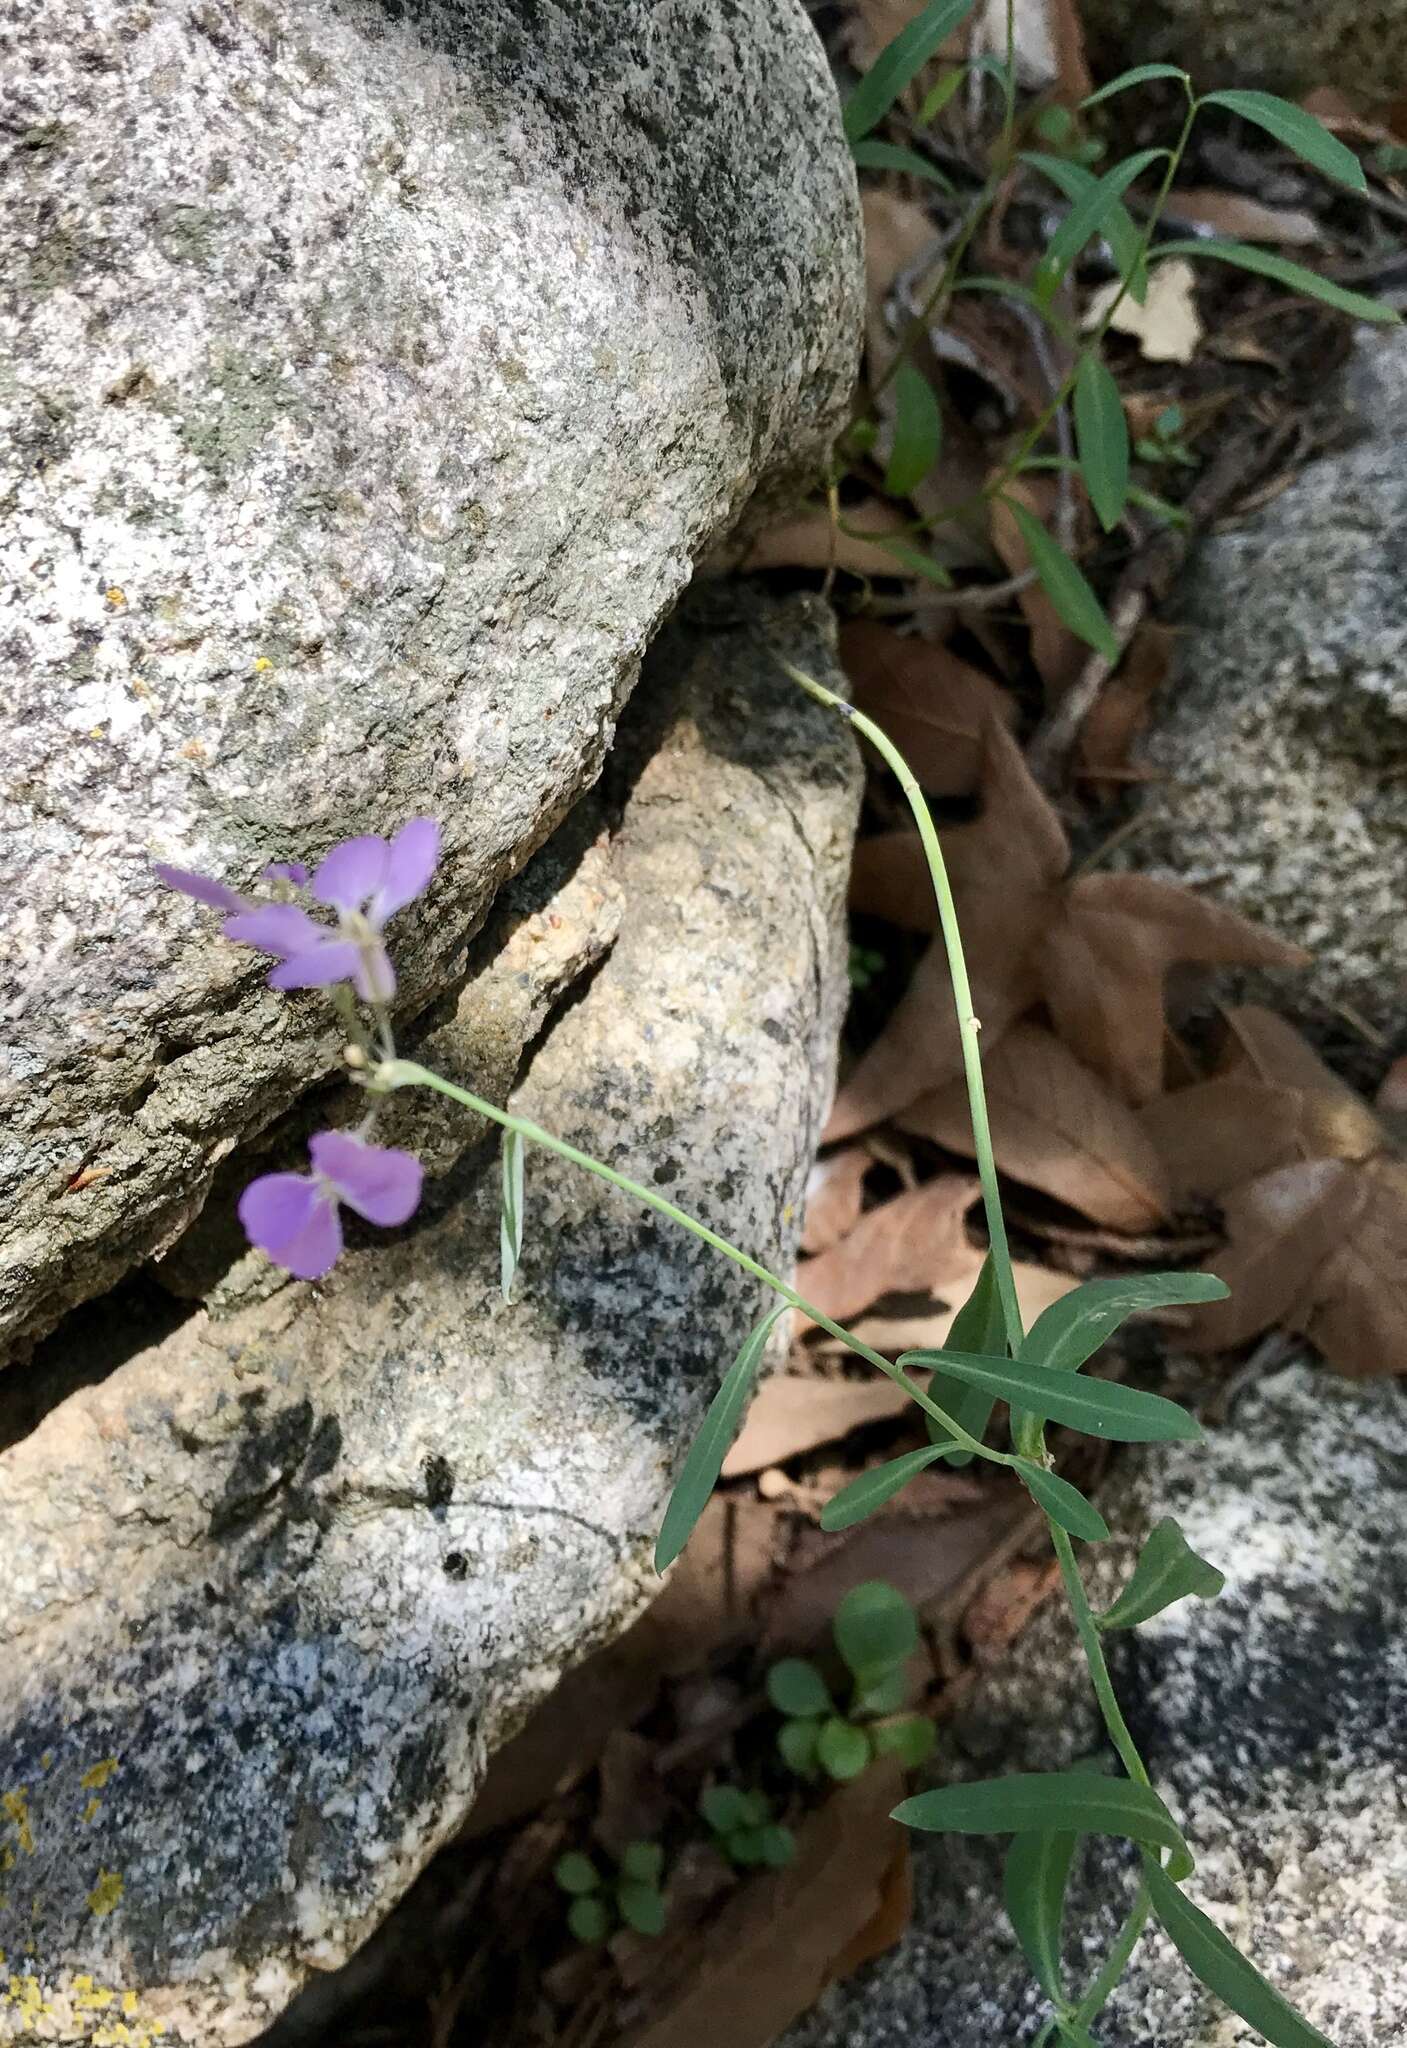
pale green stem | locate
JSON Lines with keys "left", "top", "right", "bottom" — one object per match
{"left": 1050, "top": 1525, "right": 1149, "bottom": 1787}
{"left": 777, "top": 658, "right": 1024, "bottom": 1356}
{"left": 1069, "top": 1880, "right": 1152, "bottom": 2031}
{"left": 376, "top": 1059, "right": 1030, "bottom": 1474}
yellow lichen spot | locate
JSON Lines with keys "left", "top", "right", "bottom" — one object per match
{"left": 81, "top": 1758, "right": 119, "bottom": 1792}
{"left": 89, "top": 724, "right": 107, "bottom": 739}
{"left": 74, "top": 1975, "right": 93, "bottom": 1993}
{"left": 87, "top": 1870, "right": 124, "bottom": 1917}
{"left": 252, "top": 655, "right": 273, "bottom": 671}
{"left": 77, "top": 1982, "right": 115, "bottom": 2010}
{"left": 83, "top": 1797, "right": 101, "bottom": 1824}
{"left": 105, "top": 587, "right": 127, "bottom": 607}
{"left": 2, "top": 1789, "right": 34, "bottom": 1853}
{"left": 123, "top": 1990, "right": 139, "bottom": 2014}
{"left": 39, "top": 1753, "right": 52, "bottom": 1772}
{"left": 0, "top": 1844, "right": 13, "bottom": 1872}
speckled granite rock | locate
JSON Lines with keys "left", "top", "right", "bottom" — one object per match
{"left": 783, "top": 1361, "right": 1407, "bottom": 2048}
{"left": 1082, "top": 0, "right": 1407, "bottom": 97}
{"left": 0, "top": 0, "right": 862, "bottom": 1358}
{"left": 0, "top": 596, "right": 861, "bottom": 2045}
{"left": 1123, "top": 329, "right": 1407, "bottom": 1073}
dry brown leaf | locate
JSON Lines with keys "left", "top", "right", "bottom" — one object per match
{"left": 839, "top": 619, "right": 1016, "bottom": 797}
{"left": 901, "top": 1021, "right": 1172, "bottom": 1230}
{"left": 801, "top": 1146, "right": 871, "bottom": 1256}
{"left": 594, "top": 1729, "right": 671, "bottom": 1857}
{"left": 722, "top": 1374, "right": 913, "bottom": 1479}
{"left": 831, "top": 723, "right": 1305, "bottom": 1136}
{"left": 1085, "top": 259, "right": 1202, "bottom": 365}
{"left": 1077, "top": 621, "right": 1174, "bottom": 794}
{"left": 617, "top": 1764, "right": 910, "bottom": 2048}
{"left": 1169, "top": 189, "right": 1320, "bottom": 245}
{"left": 743, "top": 496, "right": 910, "bottom": 578}
{"left": 1142, "top": 1006, "right": 1407, "bottom": 1376}
{"left": 962, "top": 1556, "right": 1061, "bottom": 1657}
{"left": 794, "top": 1173, "right": 981, "bottom": 1327}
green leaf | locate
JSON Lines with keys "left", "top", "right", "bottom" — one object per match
{"left": 777, "top": 1716, "right": 821, "bottom": 1775}
{"left": 567, "top": 1894, "right": 612, "bottom": 1944}
{"left": 892, "top": 1772, "right": 1189, "bottom": 1869}
{"left": 618, "top": 1840, "right": 664, "bottom": 1887}
{"left": 756, "top": 1823, "right": 797, "bottom": 1869}
{"left": 1020, "top": 1463, "right": 1111, "bottom": 1543}
{"left": 918, "top": 66, "right": 966, "bottom": 125}
{"left": 1021, "top": 154, "right": 1147, "bottom": 302}
{"left": 767, "top": 1658, "right": 834, "bottom": 1717}
{"left": 834, "top": 1580, "right": 920, "bottom": 1677}
{"left": 554, "top": 1851, "right": 600, "bottom": 1896}
{"left": 1000, "top": 499, "right": 1118, "bottom": 661}
{"left": 739, "top": 1788, "right": 773, "bottom": 1826}
{"left": 1003, "top": 1829, "right": 1079, "bottom": 2002}
{"left": 897, "top": 1347, "right": 1200, "bottom": 1444}
{"left": 1150, "top": 240, "right": 1398, "bottom": 323}
{"left": 1098, "top": 1517, "right": 1225, "bottom": 1631}
{"left": 926, "top": 1253, "right": 1005, "bottom": 1468}
{"left": 884, "top": 362, "right": 945, "bottom": 498}
{"left": 1081, "top": 63, "right": 1190, "bottom": 108}
{"left": 1075, "top": 355, "right": 1130, "bottom": 531}
{"left": 1127, "top": 486, "right": 1190, "bottom": 529}
{"left": 1021, "top": 1272, "right": 1230, "bottom": 1376}
{"left": 1200, "top": 89, "right": 1366, "bottom": 193}
{"left": 1144, "top": 1857, "right": 1333, "bottom": 2048}
{"left": 818, "top": 1717, "right": 873, "bottom": 1782}
{"left": 617, "top": 1881, "right": 667, "bottom": 1937}
{"left": 871, "top": 1713, "right": 938, "bottom": 1767}
{"left": 1035, "top": 149, "right": 1167, "bottom": 306}
{"left": 821, "top": 1444, "right": 948, "bottom": 1531}
{"left": 699, "top": 1783, "right": 753, "bottom": 1835}
{"left": 851, "top": 138, "right": 956, "bottom": 190}
{"left": 850, "top": 529, "right": 955, "bottom": 586}
{"left": 499, "top": 1127, "right": 524, "bottom": 1301}
{"left": 655, "top": 1304, "right": 787, "bottom": 1571}
{"left": 843, "top": 0, "right": 980, "bottom": 142}
{"left": 854, "top": 1665, "right": 911, "bottom": 1717}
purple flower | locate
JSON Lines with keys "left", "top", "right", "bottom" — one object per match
{"left": 238, "top": 1130, "right": 423, "bottom": 1280}
{"left": 261, "top": 862, "right": 310, "bottom": 886}
{"left": 155, "top": 818, "right": 440, "bottom": 1003}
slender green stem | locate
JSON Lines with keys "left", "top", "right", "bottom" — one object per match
{"left": 777, "top": 659, "right": 1025, "bottom": 1356}
{"left": 1050, "top": 1525, "right": 1148, "bottom": 1786}
{"left": 377, "top": 1059, "right": 1028, "bottom": 1473}
{"left": 1069, "top": 1881, "right": 1152, "bottom": 2031}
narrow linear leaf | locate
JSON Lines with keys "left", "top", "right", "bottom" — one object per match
{"left": 899, "top": 1348, "right": 1200, "bottom": 1444}
{"left": 1151, "top": 240, "right": 1397, "bottom": 323}
{"left": 843, "top": 0, "right": 980, "bottom": 142}
{"left": 1143, "top": 1857, "right": 1333, "bottom": 2048}
{"left": 821, "top": 1443, "right": 949, "bottom": 1531}
{"left": 1036, "top": 149, "right": 1167, "bottom": 306}
{"left": 1022, "top": 1272, "right": 1230, "bottom": 1376}
{"left": 1200, "top": 89, "right": 1366, "bottom": 193}
{"left": 1020, "top": 1462, "right": 1110, "bottom": 1542}
{"left": 845, "top": 526, "right": 955, "bottom": 586}
{"left": 893, "top": 1773, "right": 1189, "bottom": 1870}
{"left": 654, "top": 1304, "right": 787, "bottom": 1571}
{"left": 918, "top": 66, "right": 966, "bottom": 125}
{"left": 1099, "top": 1517, "right": 1225, "bottom": 1632}
{"left": 927, "top": 1252, "right": 1005, "bottom": 1467}
{"left": 885, "top": 361, "right": 945, "bottom": 498}
{"left": 1004, "top": 1829, "right": 1079, "bottom": 2002}
{"left": 1001, "top": 499, "right": 1118, "bottom": 661}
{"left": 1075, "top": 354, "right": 1130, "bottom": 531}
{"left": 851, "top": 138, "right": 956, "bottom": 190}
{"left": 1022, "top": 153, "right": 1147, "bottom": 302}
{"left": 1082, "top": 63, "right": 1190, "bottom": 108}
{"left": 499, "top": 1127, "right": 524, "bottom": 1301}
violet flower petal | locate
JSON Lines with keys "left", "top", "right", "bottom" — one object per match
{"left": 261, "top": 862, "right": 310, "bottom": 886}
{"left": 223, "top": 903, "right": 329, "bottom": 958}
{"left": 154, "top": 863, "right": 248, "bottom": 914}
{"left": 312, "top": 835, "right": 390, "bottom": 914}
{"left": 372, "top": 817, "right": 440, "bottom": 922}
{"left": 238, "top": 1172, "right": 343, "bottom": 1279}
{"left": 351, "top": 942, "right": 397, "bottom": 1005}
{"left": 267, "top": 940, "right": 364, "bottom": 991}
{"left": 310, "top": 1130, "right": 423, "bottom": 1227}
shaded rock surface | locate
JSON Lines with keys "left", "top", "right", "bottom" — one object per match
{"left": 1082, "top": 0, "right": 1407, "bottom": 98}
{"left": 783, "top": 1361, "right": 1407, "bottom": 2047}
{"left": 0, "top": 0, "right": 862, "bottom": 1355}
{"left": 0, "top": 595, "right": 861, "bottom": 2045}
{"left": 1123, "top": 329, "right": 1407, "bottom": 1074}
